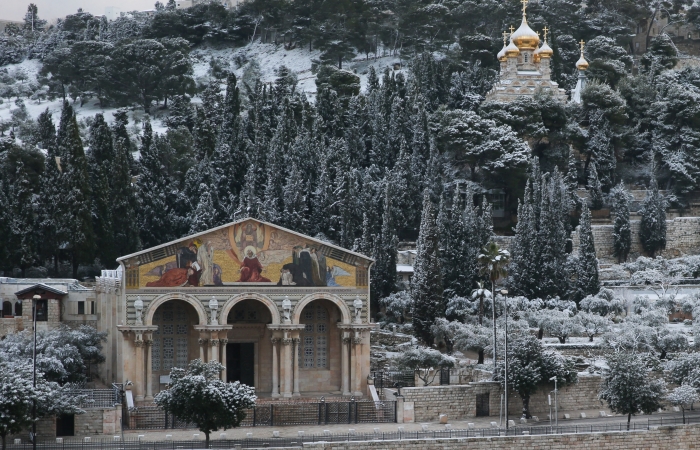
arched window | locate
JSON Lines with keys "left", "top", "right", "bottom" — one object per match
{"left": 14, "top": 301, "right": 21, "bottom": 316}
{"left": 524, "top": 53, "right": 529, "bottom": 63}
{"left": 2, "top": 301, "right": 12, "bottom": 317}
{"left": 300, "top": 304, "right": 328, "bottom": 369}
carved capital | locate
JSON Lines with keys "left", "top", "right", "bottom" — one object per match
{"left": 198, "top": 338, "right": 208, "bottom": 346}
{"left": 353, "top": 337, "right": 363, "bottom": 345}
{"left": 282, "top": 338, "right": 292, "bottom": 346}
{"left": 292, "top": 338, "right": 300, "bottom": 345}
{"left": 342, "top": 337, "right": 352, "bottom": 345}
{"left": 135, "top": 339, "right": 144, "bottom": 348}
{"left": 220, "top": 339, "right": 228, "bottom": 346}
{"left": 271, "top": 337, "right": 280, "bottom": 345}
{"left": 210, "top": 339, "right": 219, "bottom": 347}
{"left": 144, "top": 339, "right": 153, "bottom": 347}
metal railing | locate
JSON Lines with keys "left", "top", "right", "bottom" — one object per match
{"left": 125, "top": 400, "right": 397, "bottom": 430}
{"left": 371, "top": 371, "right": 415, "bottom": 396}
{"left": 10, "top": 417, "right": 700, "bottom": 449}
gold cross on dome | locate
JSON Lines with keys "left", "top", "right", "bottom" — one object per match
{"left": 509, "top": 25, "right": 515, "bottom": 34}
{"left": 543, "top": 26, "right": 549, "bottom": 42}
{"left": 580, "top": 40, "right": 585, "bottom": 52}
{"left": 502, "top": 30, "right": 509, "bottom": 45}
{"left": 521, "top": 0, "right": 529, "bottom": 16}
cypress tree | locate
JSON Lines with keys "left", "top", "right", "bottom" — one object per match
{"left": 536, "top": 171, "right": 569, "bottom": 298}
{"left": 367, "top": 66, "right": 380, "bottom": 93}
{"left": 189, "top": 187, "right": 217, "bottom": 234}
{"left": 35, "top": 109, "right": 62, "bottom": 274}
{"left": 565, "top": 149, "right": 580, "bottom": 212}
{"left": 236, "top": 164, "right": 259, "bottom": 220}
{"left": 0, "top": 181, "right": 8, "bottom": 269}
{"left": 281, "top": 160, "right": 309, "bottom": 233}
{"left": 587, "top": 162, "right": 604, "bottom": 210}
{"left": 611, "top": 183, "right": 632, "bottom": 263}
{"left": 639, "top": 177, "right": 666, "bottom": 257}
{"left": 572, "top": 202, "right": 600, "bottom": 302}
{"left": 259, "top": 122, "right": 286, "bottom": 224}
{"left": 111, "top": 134, "right": 140, "bottom": 258}
{"left": 8, "top": 160, "right": 37, "bottom": 275}
{"left": 87, "top": 114, "right": 115, "bottom": 266}
{"left": 411, "top": 190, "right": 443, "bottom": 346}
{"left": 58, "top": 103, "right": 94, "bottom": 278}
{"left": 372, "top": 181, "right": 398, "bottom": 312}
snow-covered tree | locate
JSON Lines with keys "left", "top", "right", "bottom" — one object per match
{"left": 494, "top": 334, "right": 577, "bottom": 418}
{"left": 154, "top": 360, "right": 256, "bottom": 448}
{"left": 599, "top": 352, "right": 665, "bottom": 429}
{"left": 667, "top": 385, "right": 699, "bottom": 424}
{"left": 411, "top": 190, "right": 443, "bottom": 346}
{"left": 540, "top": 310, "right": 582, "bottom": 344}
{"left": 379, "top": 291, "right": 412, "bottom": 325}
{"left": 639, "top": 177, "right": 666, "bottom": 257}
{"left": 610, "top": 183, "right": 632, "bottom": 263}
{"left": 0, "top": 360, "right": 83, "bottom": 450}
{"left": 392, "top": 346, "right": 455, "bottom": 386}
{"left": 571, "top": 203, "right": 600, "bottom": 303}
{"left": 587, "top": 162, "right": 604, "bottom": 210}
{"left": 575, "top": 312, "right": 612, "bottom": 342}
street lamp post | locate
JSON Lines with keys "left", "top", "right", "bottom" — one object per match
{"left": 30, "top": 294, "right": 39, "bottom": 450}
{"left": 550, "top": 376, "right": 558, "bottom": 429}
{"left": 501, "top": 290, "right": 509, "bottom": 432}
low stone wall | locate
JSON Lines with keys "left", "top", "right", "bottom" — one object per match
{"left": 370, "top": 330, "right": 414, "bottom": 346}
{"left": 572, "top": 217, "right": 700, "bottom": 262}
{"left": 399, "top": 375, "right": 603, "bottom": 422}
{"left": 302, "top": 424, "right": 700, "bottom": 449}
{"left": 0, "top": 317, "right": 22, "bottom": 338}
{"left": 13, "top": 407, "right": 121, "bottom": 439}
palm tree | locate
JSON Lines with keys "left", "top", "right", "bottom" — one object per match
{"left": 471, "top": 281, "right": 492, "bottom": 326}
{"left": 478, "top": 241, "right": 510, "bottom": 370}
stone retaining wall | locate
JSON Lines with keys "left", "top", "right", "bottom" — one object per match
{"left": 399, "top": 375, "right": 603, "bottom": 422}
{"left": 302, "top": 424, "right": 700, "bottom": 449}
{"left": 572, "top": 217, "right": 700, "bottom": 262}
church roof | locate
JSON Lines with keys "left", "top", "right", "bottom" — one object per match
{"left": 116, "top": 218, "right": 374, "bottom": 265}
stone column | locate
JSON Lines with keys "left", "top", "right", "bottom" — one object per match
{"left": 134, "top": 338, "right": 145, "bottom": 402}
{"left": 145, "top": 337, "right": 153, "bottom": 401}
{"left": 271, "top": 338, "right": 280, "bottom": 397}
{"left": 292, "top": 338, "right": 300, "bottom": 397}
{"left": 341, "top": 335, "right": 351, "bottom": 396}
{"left": 210, "top": 339, "right": 219, "bottom": 363}
{"left": 281, "top": 337, "right": 293, "bottom": 397}
{"left": 353, "top": 334, "right": 363, "bottom": 396}
{"left": 198, "top": 338, "right": 207, "bottom": 362}
{"left": 220, "top": 339, "right": 228, "bottom": 382}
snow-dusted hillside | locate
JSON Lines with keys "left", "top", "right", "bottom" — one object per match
{"left": 0, "top": 43, "right": 406, "bottom": 141}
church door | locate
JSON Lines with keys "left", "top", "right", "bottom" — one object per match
{"left": 227, "top": 343, "right": 255, "bottom": 387}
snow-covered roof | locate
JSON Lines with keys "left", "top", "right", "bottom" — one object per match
{"left": 14, "top": 283, "right": 68, "bottom": 297}
{"left": 396, "top": 264, "right": 414, "bottom": 273}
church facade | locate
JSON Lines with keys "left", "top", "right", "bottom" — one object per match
{"left": 96, "top": 218, "right": 375, "bottom": 403}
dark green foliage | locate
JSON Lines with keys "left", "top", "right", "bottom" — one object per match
{"left": 610, "top": 183, "right": 631, "bottom": 263}
{"left": 411, "top": 190, "right": 443, "bottom": 346}
{"left": 571, "top": 203, "right": 600, "bottom": 303}
{"left": 587, "top": 162, "right": 604, "bottom": 210}
{"left": 639, "top": 177, "right": 667, "bottom": 257}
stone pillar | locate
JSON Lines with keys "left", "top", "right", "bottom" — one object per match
{"left": 341, "top": 335, "right": 351, "bottom": 396}
{"left": 135, "top": 338, "right": 145, "bottom": 402}
{"left": 353, "top": 334, "right": 362, "bottom": 396}
{"left": 145, "top": 337, "right": 153, "bottom": 401}
{"left": 220, "top": 339, "right": 228, "bottom": 381}
{"left": 271, "top": 338, "right": 280, "bottom": 397}
{"left": 198, "top": 338, "right": 207, "bottom": 362}
{"left": 210, "top": 339, "right": 219, "bottom": 363}
{"left": 292, "top": 338, "right": 300, "bottom": 397}
{"left": 281, "top": 337, "right": 293, "bottom": 397}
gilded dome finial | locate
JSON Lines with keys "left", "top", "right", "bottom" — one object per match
{"left": 521, "top": 0, "right": 529, "bottom": 19}
{"left": 511, "top": 0, "right": 540, "bottom": 50}
{"left": 543, "top": 26, "right": 550, "bottom": 43}
{"left": 576, "top": 39, "right": 589, "bottom": 70}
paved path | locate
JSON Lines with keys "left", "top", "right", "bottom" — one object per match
{"left": 122, "top": 410, "right": 700, "bottom": 441}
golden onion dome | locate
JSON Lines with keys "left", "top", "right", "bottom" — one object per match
{"left": 576, "top": 54, "right": 589, "bottom": 70}
{"left": 497, "top": 44, "right": 508, "bottom": 62}
{"left": 511, "top": 18, "right": 540, "bottom": 50}
{"left": 538, "top": 40, "right": 554, "bottom": 58}
{"left": 505, "top": 40, "right": 520, "bottom": 58}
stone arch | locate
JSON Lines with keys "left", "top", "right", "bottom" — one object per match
{"left": 144, "top": 293, "right": 208, "bottom": 326}
{"left": 220, "top": 293, "right": 281, "bottom": 325}
{"left": 292, "top": 293, "right": 353, "bottom": 325}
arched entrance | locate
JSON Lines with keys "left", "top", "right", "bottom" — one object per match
{"left": 151, "top": 300, "right": 200, "bottom": 391}
{"left": 297, "top": 299, "right": 344, "bottom": 394}
{"left": 225, "top": 299, "right": 273, "bottom": 391}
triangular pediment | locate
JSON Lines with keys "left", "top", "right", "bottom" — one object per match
{"left": 117, "top": 219, "right": 372, "bottom": 289}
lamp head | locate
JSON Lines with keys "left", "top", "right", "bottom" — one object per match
{"left": 32, "top": 294, "right": 41, "bottom": 300}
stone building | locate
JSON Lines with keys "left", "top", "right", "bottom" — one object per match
{"left": 98, "top": 218, "right": 376, "bottom": 403}
{"left": 485, "top": 0, "right": 587, "bottom": 103}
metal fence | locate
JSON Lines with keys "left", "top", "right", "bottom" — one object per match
{"left": 62, "top": 389, "right": 122, "bottom": 409}
{"left": 10, "top": 416, "right": 700, "bottom": 450}
{"left": 371, "top": 371, "right": 415, "bottom": 395}
{"left": 125, "top": 400, "right": 397, "bottom": 430}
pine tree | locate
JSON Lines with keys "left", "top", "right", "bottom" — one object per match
{"left": 572, "top": 202, "right": 600, "bottom": 302}
{"left": 58, "top": 103, "right": 94, "bottom": 278}
{"left": 372, "top": 181, "right": 399, "bottom": 312}
{"left": 411, "top": 190, "right": 443, "bottom": 346}
{"left": 87, "top": 114, "right": 115, "bottom": 266}
{"left": 236, "top": 164, "right": 259, "bottom": 220}
{"left": 587, "top": 162, "right": 604, "bottom": 210}
{"left": 565, "top": 149, "right": 580, "bottom": 212}
{"left": 259, "top": 122, "right": 286, "bottom": 224}
{"left": 610, "top": 182, "right": 632, "bottom": 263}
{"left": 189, "top": 186, "right": 217, "bottom": 234}
{"left": 8, "top": 161, "right": 37, "bottom": 275}
{"left": 639, "top": 177, "right": 666, "bottom": 257}
{"left": 281, "top": 160, "right": 309, "bottom": 233}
